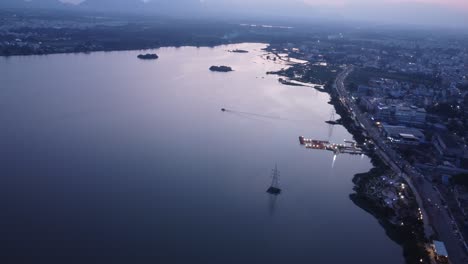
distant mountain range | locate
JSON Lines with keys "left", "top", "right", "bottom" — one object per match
{"left": 0, "top": 0, "right": 300, "bottom": 19}
{"left": 1, "top": 0, "right": 467, "bottom": 28}
{"left": 0, "top": 0, "right": 67, "bottom": 9}
{"left": 0, "top": 0, "right": 206, "bottom": 14}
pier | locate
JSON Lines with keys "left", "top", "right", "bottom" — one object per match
{"left": 299, "top": 136, "right": 364, "bottom": 155}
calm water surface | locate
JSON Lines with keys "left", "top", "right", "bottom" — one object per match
{"left": 0, "top": 43, "right": 404, "bottom": 263}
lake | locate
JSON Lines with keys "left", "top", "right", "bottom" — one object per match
{"left": 0, "top": 43, "right": 404, "bottom": 263}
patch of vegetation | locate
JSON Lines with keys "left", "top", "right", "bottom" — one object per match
{"left": 351, "top": 167, "right": 430, "bottom": 264}
{"left": 267, "top": 63, "right": 340, "bottom": 85}
{"left": 457, "top": 83, "right": 468, "bottom": 91}
{"left": 346, "top": 67, "right": 440, "bottom": 86}
{"left": 427, "top": 102, "right": 460, "bottom": 118}
{"left": 451, "top": 173, "right": 468, "bottom": 187}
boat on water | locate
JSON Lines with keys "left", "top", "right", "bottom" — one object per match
{"left": 267, "top": 165, "right": 282, "bottom": 195}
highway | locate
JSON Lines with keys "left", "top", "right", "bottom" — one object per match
{"left": 333, "top": 66, "right": 468, "bottom": 264}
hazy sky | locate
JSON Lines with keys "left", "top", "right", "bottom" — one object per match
{"left": 49, "top": 0, "right": 468, "bottom": 27}
{"left": 304, "top": 0, "right": 468, "bottom": 9}
{"left": 59, "top": 0, "right": 468, "bottom": 10}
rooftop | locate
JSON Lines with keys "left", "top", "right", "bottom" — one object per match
{"left": 435, "top": 132, "right": 460, "bottom": 149}
{"left": 382, "top": 124, "right": 425, "bottom": 140}
{"left": 433, "top": 240, "right": 448, "bottom": 257}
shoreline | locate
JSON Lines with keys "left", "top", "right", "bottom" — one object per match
{"left": 326, "top": 72, "right": 430, "bottom": 264}
{"left": 270, "top": 57, "right": 431, "bottom": 263}
{"left": 0, "top": 41, "right": 265, "bottom": 58}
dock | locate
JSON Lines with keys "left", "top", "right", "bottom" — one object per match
{"left": 299, "top": 136, "right": 364, "bottom": 155}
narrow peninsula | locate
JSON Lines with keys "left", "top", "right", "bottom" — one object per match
{"left": 229, "top": 49, "right": 249, "bottom": 53}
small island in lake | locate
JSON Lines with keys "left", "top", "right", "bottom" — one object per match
{"left": 229, "top": 49, "right": 249, "bottom": 53}
{"left": 209, "top": 65, "right": 233, "bottom": 72}
{"left": 137, "top": 53, "right": 159, "bottom": 60}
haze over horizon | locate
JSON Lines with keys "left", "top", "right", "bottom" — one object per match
{"left": 1, "top": 0, "right": 468, "bottom": 28}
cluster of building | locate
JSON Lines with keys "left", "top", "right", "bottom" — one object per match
{"left": 289, "top": 32, "right": 468, "bottom": 86}
{"left": 271, "top": 36, "right": 468, "bottom": 178}
{"left": 352, "top": 78, "right": 468, "bottom": 171}
{"left": 271, "top": 33, "right": 468, "bottom": 258}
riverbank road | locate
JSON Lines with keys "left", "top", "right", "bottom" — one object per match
{"left": 417, "top": 178, "right": 468, "bottom": 264}
{"left": 333, "top": 66, "right": 468, "bottom": 264}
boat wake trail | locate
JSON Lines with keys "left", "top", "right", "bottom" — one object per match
{"left": 222, "top": 108, "right": 299, "bottom": 122}
{"left": 228, "top": 111, "right": 272, "bottom": 123}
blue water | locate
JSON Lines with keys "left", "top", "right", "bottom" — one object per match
{"left": 0, "top": 43, "right": 404, "bottom": 263}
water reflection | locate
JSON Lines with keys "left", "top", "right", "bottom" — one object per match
{"left": 225, "top": 110, "right": 272, "bottom": 123}
{"left": 268, "top": 193, "right": 278, "bottom": 216}
{"left": 0, "top": 43, "right": 404, "bottom": 264}
{"left": 331, "top": 154, "right": 338, "bottom": 169}
{"left": 328, "top": 123, "right": 334, "bottom": 140}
